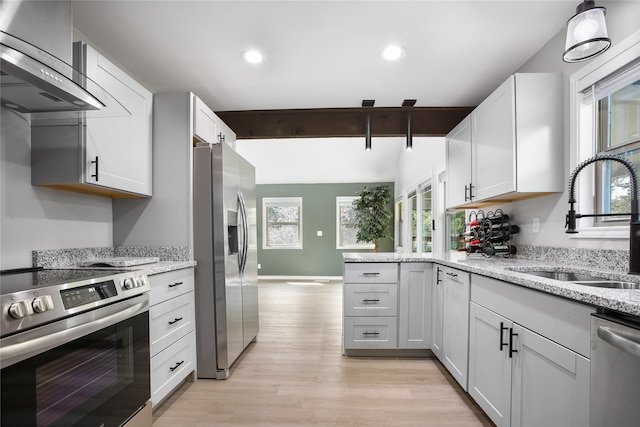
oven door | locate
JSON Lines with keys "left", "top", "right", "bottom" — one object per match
{"left": 1, "top": 294, "right": 150, "bottom": 427}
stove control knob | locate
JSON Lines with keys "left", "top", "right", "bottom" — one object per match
{"left": 32, "top": 295, "right": 54, "bottom": 313}
{"left": 8, "top": 300, "right": 33, "bottom": 319}
{"left": 123, "top": 278, "right": 135, "bottom": 290}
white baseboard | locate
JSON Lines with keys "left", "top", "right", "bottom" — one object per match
{"left": 258, "top": 275, "right": 343, "bottom": 282}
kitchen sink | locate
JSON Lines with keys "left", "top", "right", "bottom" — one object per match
{"left": 517, "top": 270, "right": 640, "bottom": 289}
{"left": 520, "top": 270, "right": 609, "bottom": 282}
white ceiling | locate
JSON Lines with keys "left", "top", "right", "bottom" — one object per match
{"left": 71, "top": 1, "right": 581, "bottom": 185}
{"left": 71, "top": 0, "right": 579, "bottom": 112}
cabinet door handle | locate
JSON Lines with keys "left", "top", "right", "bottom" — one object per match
{"left": 499, "top": 322, "right": 508, "bottom": 351}
{"left": 168, "top": 281, "right": 184, "bottom": 288}
{"left": 362, "top": 331, "right": 380, "bottom": 336}
{"left": 464, "top": 185, "right": 470, "bottom": 201}
{"left": 469, "top": 183, "right": 474, "bottom": 200}
{"left": 90, "top": 156, "right": 99, "bottom": 181}
{"left": 362, "top": 272, "right": 380, "bottom": 276}
{"left": 446, "top": 272, "right": 458, "bottom": 278}
{"left": 509, "top": 328, "right": 518, "bottom": 358}
{"left": 436, "top": 267, "right": 442, "bottom": 284}
{"left": 362, "top": 299, "right": 380, "bottom": 303}
{"left": 168, "top": 317, "right": 183, "bottom": 325}
{"left": 169, "top": 360, "right": 184, "bottom": 372}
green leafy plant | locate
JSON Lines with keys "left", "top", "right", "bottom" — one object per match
{"left": 352, "top": 184, "right": 393, "bottom": 251}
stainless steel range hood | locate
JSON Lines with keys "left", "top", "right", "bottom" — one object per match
{"left": 0, "top": 0, "right": 127, "bottom": 117}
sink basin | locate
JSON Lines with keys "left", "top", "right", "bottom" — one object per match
{"left": 572, "top": 281, "right": 640, "bottom": 289}
{"left": 518, "top": 270, "right": 640, "bottom": 289}
{"left": 520, "top": 270, "right": 609, "bottom": 282}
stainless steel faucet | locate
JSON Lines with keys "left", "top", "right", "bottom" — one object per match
{"left": 566, "top": 154, "right": 640, "bottom": 275}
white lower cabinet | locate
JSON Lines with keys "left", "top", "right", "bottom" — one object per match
{"left": 398, "top": 263, "right": 432, "bottom": 349}
{"left": 342, "top": 262, "right": 432, "bottom": 353}
{"left": 442, "top": 266, "right": 470, "bottom": 391}
{"left": 469, "top": 274, "right": 593, "bottom": 427}
{"left": 149, "top": 268, "right": 196, "bottom": 407}
{"left": 431, "top": 265, "right": 444, "bottom": 359}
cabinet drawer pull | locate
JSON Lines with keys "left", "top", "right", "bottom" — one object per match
{"left": 362, "top": 331, "right": 380, "bottom": 336}
{"left": 499, "top": 322, "right": 508, "bottom": 351}
{"left": 362, "top": 299, "right": 380, "bottom": 303}
{"left": 436, "top": 267, "right": 442, "bottom": 284}
{"left": 446, "top": 272, "right": 458, "bottom": 278}
{"left": 509, "top": 328, "right": 518, "bottom": 358}
{"left": 90, "top": 156, "right": 99, "bottom": 181}
{"left": 168, "top": 281, "right": 184, "bottom": 288}
{"left": 169, "top": 360, "right": 184, "bottom": 372}
{"left": 168, "top": 317, "right": 183, "bottom": 325}
{"left": 362, "top": 272, "right": 380, "bottom": 276}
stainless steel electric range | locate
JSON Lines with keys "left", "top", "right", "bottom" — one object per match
{"left": 0, "top": 267, "right": 152, "bottom": 427}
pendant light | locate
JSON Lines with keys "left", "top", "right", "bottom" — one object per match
{"left": 402, "top": 99, "right": 416, "bottom": 151}
{"left": 362, "top": 99, "right": 374, "bottom": 151}
{"left": 563, "top": 1, "right": 611, "bottom": 63}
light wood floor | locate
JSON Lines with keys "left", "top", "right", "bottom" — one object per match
{"left": 152, "top": 280, "right": 494, "bottom": 426}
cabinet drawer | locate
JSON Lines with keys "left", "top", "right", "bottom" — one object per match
{"left": 149, "top": 268, "right": 194, "bottom": 306}
{"left": 150, "top": 291, "right": 195, "bottom": 356}
{"left": 151, "top": 332, "right": 195, "bottom": 406}
{"left": 344, "top": 263, "right": 398, "bottom": 283}
{"left": 344, "top": 317, "right": 397, "bottom": 349}
{"left": 344, "top": 283, "right": 397, "bottom": 316}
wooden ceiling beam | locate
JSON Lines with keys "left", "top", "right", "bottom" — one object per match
{"left": 216, "top": 107, "right": 474, "bottom": 139}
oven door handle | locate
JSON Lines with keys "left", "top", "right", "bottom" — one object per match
{"left": 598, "top": 325, "right": 640, "bottom": 360}
{"left": 1, "top": 294, "right": 149, "bottom": 369}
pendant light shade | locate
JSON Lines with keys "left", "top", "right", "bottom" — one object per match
{"left": 402, "top": 99, "right": 416, "bottom": 151}
{"left": 563, "top": 1, "right": 610, "bottom": 63}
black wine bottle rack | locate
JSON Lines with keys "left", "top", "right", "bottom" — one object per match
{"left": 465, "top": 209, "right": 519, "bottom": 257}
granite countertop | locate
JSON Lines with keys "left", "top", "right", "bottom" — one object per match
{"left": 342, "top": 252, "right": 640, "bottom": 317}
{"left": 107, "top": 260, "right": 196, "bottom": 275}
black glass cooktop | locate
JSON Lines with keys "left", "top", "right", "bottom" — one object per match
{"left": 0, "top": 267, "right": 130, "bottom": 295}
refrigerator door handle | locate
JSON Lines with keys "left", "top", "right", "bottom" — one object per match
{"left": 237, "top": 191, "right": 249, "bottom": 275}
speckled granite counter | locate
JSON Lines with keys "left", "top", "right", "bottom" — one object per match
{"left": 33, "top": 246, "right": 195, "bottom": 276}
{"left": 343, "top": 252, "right": 640, "bottom": 317}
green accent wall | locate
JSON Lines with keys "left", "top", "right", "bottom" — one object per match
{"left": 257, "top": 182, "right": 394, "bottom": 277}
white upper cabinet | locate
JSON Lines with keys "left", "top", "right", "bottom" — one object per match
{"left": 446, "top": 115, "right": 472, "bottom": 207}
{"left": 446, "top": 73, "right": 565, "bottom": 208}
{"left": 193, "top": 96, "right": 218, "bottom": 144}
{"left": 31, "top": 42, "right": 153, "bottom": 198}
{"left": 217, "top": 115, "right": 237, "bottom": 149}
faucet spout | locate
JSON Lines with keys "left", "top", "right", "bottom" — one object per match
{"left": 566, "top": 154, "right": 640, "bottom": 275}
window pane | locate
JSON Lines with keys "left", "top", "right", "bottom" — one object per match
{"left": 396, "top": 200, "right": 403, "bottom": 248}
{"left": 600, "top": 147, "right": 640, "bottom": 217}
{"left": 421, "top": 189, "right": 432, "bottom": 253}
{"left": 449, "top": 211, "right": 466, "bottom": 251}
{"left": 340, "top": 224, "right": 359, "bottom": 246}
{"left": 410, "top": 194, "right": 417, "bottom": 252}
{"left": 598, "top": 79, "right": 640, "bottom": 150}
{"left": 267, "top": 206, "right": 299, "bottom": 223}
{"left": 267, "top": 224, "right": 299, "bottom": 246}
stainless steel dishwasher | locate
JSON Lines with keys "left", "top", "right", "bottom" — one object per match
{"left": 590, "top": 313, "right": 640, "bottom": 427}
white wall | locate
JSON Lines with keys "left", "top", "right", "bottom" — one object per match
{"left": 0, "top": 108, "right": 113, "bottom": 269}
{"left": 505, "top": 0, "right": 640, "bottom": 251}
{"left": 394, "top": 137, "right": 445, "bottom": 194}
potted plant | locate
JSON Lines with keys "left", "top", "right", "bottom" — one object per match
{"left": 352, "top": 184, "right": 393, "bottom": 252}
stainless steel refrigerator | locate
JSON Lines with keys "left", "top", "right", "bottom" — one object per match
{"left": 193, "top": 142, "right": 259, "bottom": 379}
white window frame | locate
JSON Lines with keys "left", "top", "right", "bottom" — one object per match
{"left": 335, "top": 196, "right": 375, "bottom": 250}
{"left": 394, "top": 196, "right": 405, "bottom": 252}
{"left": 570, "top": 29, "right": 640, "bottom": 239}
{"left": 262, "top": 197, "right": 303, "bottom": 249}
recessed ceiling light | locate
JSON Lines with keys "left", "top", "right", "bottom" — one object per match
{"left": 380, "top": 45, "right": 405, "bottom": 61}
{"left": 242, "top": 49, "right": 264, "bottom": 64}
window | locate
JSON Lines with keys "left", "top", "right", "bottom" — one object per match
{"left": 336, "top": 197, "right": 374, "bottom": 250}
{"left": 581, "top": 58, "right": 640, "bottom": 228}
{"left": 573, "top": 34, "right": 640, "bottom": 238}
{"left": 421, "top": 184, "right": 433, "bottom": 253}
{"left": 409, "top": 191, "right": 418, "bottom": 252}
{"left": 262, "top": 197, "right": 302, "bottom": 249}
{"left": 395, "top": 198, "right": 404, "bottom": 250}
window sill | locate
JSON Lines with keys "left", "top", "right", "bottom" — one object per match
{"left": 569, "top": 225, "right": 629, "bottom": 239}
